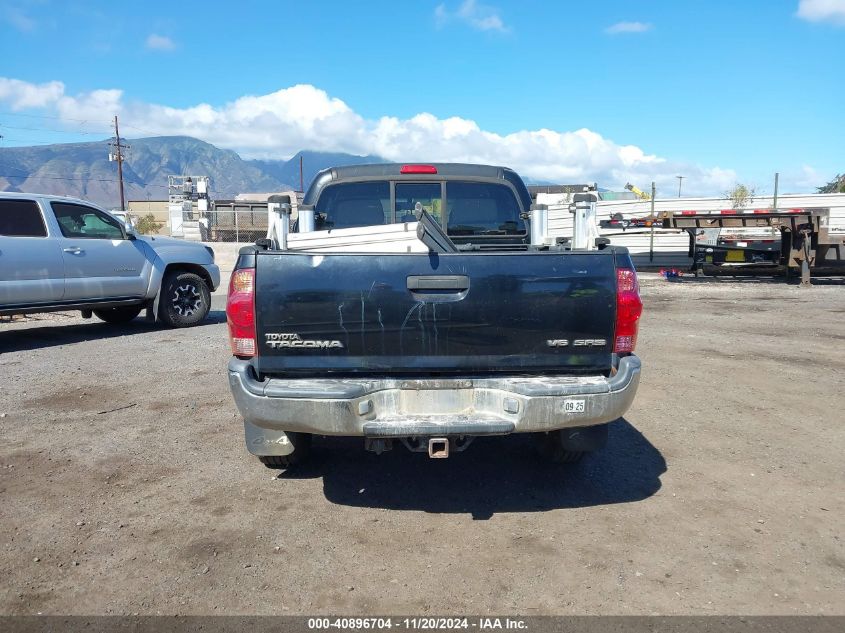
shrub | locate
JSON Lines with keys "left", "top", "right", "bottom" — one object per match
{"left": 136, "top": 214, "right": 164, "bottom": 235}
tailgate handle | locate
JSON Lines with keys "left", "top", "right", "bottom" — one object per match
{"left": 407, "top": 275, "right": 469, "bottom": 291}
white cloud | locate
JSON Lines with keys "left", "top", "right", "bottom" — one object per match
{"left": 0, "top": 78, "right": 64, "bottom": 110}
{"left": 435, "top": 0, "right": 509, "bottom": 33}
{"left": 605, "top": 21, "right": 653, "bottom": 35}
{"left": 2, "top": 5, "right": 36, "bottom": 32}
{"left": 793, "top": 165, "right": 823, "bottom": 189}
{"left": 0, "top": 76, "right": 740, "bottom": 195}
{"left": 145, "top": 33, "right": 176, "bottom": 51}
{"left": 796, "top": 0, "right": 845, "bottom": 24}
{"left": 777, "top": 165, "right": 828, "bottom": 193}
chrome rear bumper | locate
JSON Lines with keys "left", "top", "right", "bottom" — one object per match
{"left": 228, "top": 356, "right": 641, "bottom": 457}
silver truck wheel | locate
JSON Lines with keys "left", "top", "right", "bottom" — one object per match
{"left": 158, "top": 271, "right": 211, "bottom": 327}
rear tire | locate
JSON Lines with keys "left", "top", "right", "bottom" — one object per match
{"left": 533, "top": 424, "right": 609, "bottom": 463}
{"left": 258, "top": 432, "right": 312, "bottom": 469}
{"left": 93, "top": 306, "right": 142, "bottom": 324}
{"left": 158, "top": 271, "right": 211, "bottom": 327}
{"left": 533, "top": 433, "right": 585, "bottom": 464}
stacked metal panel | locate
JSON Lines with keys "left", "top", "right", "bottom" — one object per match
{"left": 286, "top": 222, "right": 429, "bottom": 253}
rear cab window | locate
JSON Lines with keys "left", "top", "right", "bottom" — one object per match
{"left": 314, "top": 181, "right": 390, "bottom": 230}
{"left": 445, "top": 182, "right": 524, "bottom": 237}
{"left": 395, "top": 183, "right": 442, "bottom": 224}
{"left": 0, "top": 199, "right": 48, "bottom": 237}
{"left": 313, "top": 179, "right": 526, "bottom": 238}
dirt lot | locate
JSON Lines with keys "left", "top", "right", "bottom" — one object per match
{"left": 1, "top": 276, "right": 843, "bottom": 615}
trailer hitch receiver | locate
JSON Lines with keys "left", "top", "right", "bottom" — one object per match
{"left": 428, "top": 438, "right": 449, "bottom": 459}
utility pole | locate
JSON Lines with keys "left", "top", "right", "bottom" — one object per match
{"left": 109, "top": 115, "right": 130, "bottom": 211}
{"left": 649, "top": 181, "right": 656, "bottom": 262}
{"left": 299, "top": 155, "right": 304, "bottom": 193}
{"left": 773, "top": 172, "right": 779, "bottom": 209}
{"left": 676, "top": 175, "right": 685, "bottom": 198}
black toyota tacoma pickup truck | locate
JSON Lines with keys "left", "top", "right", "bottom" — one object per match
{"left": 227, "top": 163, "right": 642, "bottom": 467}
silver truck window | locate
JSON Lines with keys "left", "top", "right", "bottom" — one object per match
{"left": 445, "top": 182, "right": 525, "bottom": 236}
{"left": 314, "top": 181, "right": 390, "bottom": 230}
{"left": 51, "top": 202, "right": 125, "bottom": 240}
{"left": 0, "top": 199, "right": 47, "bottom": 237}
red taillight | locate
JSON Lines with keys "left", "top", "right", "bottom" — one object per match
{"left": 226, "top": 268, "right": 256, "bottom": 357}
{"left": 400, "top": 164, "right": 437, "bottom": 174}
{"left": 614, "top": 268, "right": 643, "bottom": 354}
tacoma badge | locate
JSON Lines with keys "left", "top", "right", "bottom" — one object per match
{"left": 265, "top": 333, "right": 344, "bottom": 349}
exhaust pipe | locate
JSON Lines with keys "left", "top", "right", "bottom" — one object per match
{"left": 428, "top": 438, "right": 449, "bottom": 459}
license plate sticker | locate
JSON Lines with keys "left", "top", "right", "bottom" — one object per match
{"left": 563, "top": 399, "right": 585, "bottom": 413}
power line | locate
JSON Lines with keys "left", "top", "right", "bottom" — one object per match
{"left": 0, "top": 111, "right": 113, "bottom": 125}
{"left": 0, "top": 136, "right": 70, "bottom": 144}
{"left": 0, "top": 112, "right": 180, "bottom": 139}
{"left": 0, "top": 173, "right": 169, "bottom": 188}
{"left": 0, "top": 164, "right": 126, "bottom": 179}
{"left": 1, "top": 114, "right": 177, "bottom": 139}
{"left": 120, "top": 123, "right": 170, "bottom": 137}
{"left": 0, "top": 124, "right": 113, "bottom": 135}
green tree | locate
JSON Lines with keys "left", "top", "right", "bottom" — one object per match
{"left": 724, "top": 183, "right": 756, "bottom": 209}
{"left": 817, "top": 173, "right": 845, "bottom": 194}
{"left": 135, "top": 213, "right": 164, "bottom": 234}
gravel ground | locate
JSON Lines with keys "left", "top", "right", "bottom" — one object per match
{"left": 0, "top": 276, "right": 843, "bottom": 615}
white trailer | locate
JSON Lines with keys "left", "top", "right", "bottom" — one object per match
{"left": 663, "top": 207, "right": 845, "bottom": 285}
{"left": 541, "top": 192, "right": 845, "bottom": 268}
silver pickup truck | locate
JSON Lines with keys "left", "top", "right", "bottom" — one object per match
{"left": 0, "top": 192, "right": 220, "bottom": 326}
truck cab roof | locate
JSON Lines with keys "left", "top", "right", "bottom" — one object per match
{"left": 303, "top": 162, "right": 533, "bottom": 212}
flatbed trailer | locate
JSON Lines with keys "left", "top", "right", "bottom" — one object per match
{"left": 662, "top": 208, "right": 845, "bottom": 285}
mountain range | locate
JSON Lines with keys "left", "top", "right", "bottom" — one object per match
{"left": 249, "top": 151, "right": 387, "bottom": 194}
{"left": 0, "top": 135, "right": 561, "bottom": 208}
{"left": 0, "top": 136, "right": 387, "bottom": 208}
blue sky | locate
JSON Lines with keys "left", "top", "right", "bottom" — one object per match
{"left": 1, "top": 0, "right": 843, "bottom": 195}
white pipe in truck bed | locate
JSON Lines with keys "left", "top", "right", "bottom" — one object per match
{"left": 285, "top": 222, "right": 429, "bottom": 253}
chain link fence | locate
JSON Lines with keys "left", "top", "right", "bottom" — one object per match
{"left": 127, "top": 200, "right": 299, "bottom": 242}
{"left": 190, "top": 201, "right": 300, "bottom": 243}
{"left": 197, "top": 208, "right": 269, "bottom": 243}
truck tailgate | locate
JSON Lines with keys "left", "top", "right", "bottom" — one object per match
{"left": 254, "top": 251, "right": 616, "bottom": 376}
